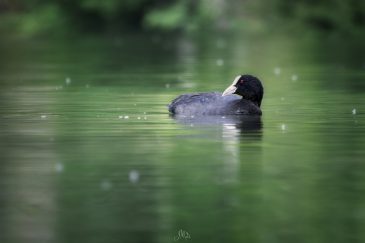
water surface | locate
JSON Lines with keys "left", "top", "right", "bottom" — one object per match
{"left": 0, "top": 32, "right": 365, "bottom": 243}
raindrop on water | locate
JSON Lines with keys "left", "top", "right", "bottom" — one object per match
{"left": 291, "top": 74, "right": 298, "bottom": 82}
{"left": 216, "top": 59, "right": 224, "bottom": 66}
{"left": 100, "top": 180, "right": 112, "bottom": 191}
{"left": 129, "top": 170, "right": 139, "bottom": 183}
{"left": 281, "top": 124, "right": 287, "bottom": 131}
{"left": 55, "top": 162, "right": 64, "bottom": 173}
{"left": 274, "top": 67, "right": 281, "bottom": 75}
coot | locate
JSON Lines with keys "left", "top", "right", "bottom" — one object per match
{"left": 168, "top": 74, "right": 264, "bottom": 116}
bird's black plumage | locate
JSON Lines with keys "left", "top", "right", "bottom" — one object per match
{"left": 168, "top": 75, "right": 264, "bottom": 116}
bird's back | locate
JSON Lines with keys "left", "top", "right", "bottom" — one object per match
{"left": 168, "top": 92, "right": 261, "bottom": 116}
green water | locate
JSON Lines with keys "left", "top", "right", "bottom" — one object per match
{"left": 0, "top": 32, "right": 365, "bottom": 243}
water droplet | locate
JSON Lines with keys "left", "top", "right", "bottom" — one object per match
{"left": 352, "top": 108, "right": 357, "bottom": 115}
{"left": 129, "top": 170, "right": 139, "bottom": 183}
{"left": 183, "top": 82, "right": 196, "bottom": 88}
{"left": 41, "top": 115, "right": 47, "bottom": 119}
{"left": 274, "top": 67, "right": 281, "bottom": 75}
{"left": 118, "top": 115, "right": 124, "bottom": 119}
{"left": 137, "top": 117, "right": 141, "bottom": 120}
{"left": 124, "top": 116, "right": 129, "bottom": 119}
{"left": 144, "top": 116, "right": 147, "bottom": 120}
{"left": 65, "top": 77, "right": 71, "bottom": 85}
{"left": 55, "top": 163, "right": 64, "bottom": 173}
{"left": 291, "top": 74, "right": 298, "bottom": 82}
{"left": 216, "top": 59, "right": 224, "bottom": 66}
{"left": 281, "top": 124, "right": 287, "bottom": 131}
{"left": 100, "top": 180, "right": 112, "bottom": 190}
{"left": 165, "top": 83, "right": 170, "bottom": 88}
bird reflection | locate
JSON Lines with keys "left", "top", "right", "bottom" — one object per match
{"left": 170, "top": 114, "right": 262, "bottom": 139}
{"left": 170, "top": 114, "right": 263, "bottom": 184}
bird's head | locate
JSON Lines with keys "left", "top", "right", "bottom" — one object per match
{"left": 222, "top": 74, "right": 264, "bottom": 107}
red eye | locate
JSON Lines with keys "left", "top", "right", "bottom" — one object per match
{"left": 239, "top": 80, "right": 244, "bottom": 84}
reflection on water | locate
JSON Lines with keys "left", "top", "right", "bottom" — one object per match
{"left": 171, "top": 115, "right": 262, "bottom": 133}
{"left": 171, "top": 115, "right": 263, "bottom": 186}
{"left": 0, "top": 32, "right": 365, "bottom": 243}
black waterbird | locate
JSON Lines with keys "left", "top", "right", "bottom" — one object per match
{"left": 168, "top": 75, "right": 264, "bottom": 116}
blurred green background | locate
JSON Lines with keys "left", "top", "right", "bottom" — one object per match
{"left": 1, "top": 1, "right": 365, "bottom": 243}
{"left": 0, "top": 0, "right": 364, "bottom": 34}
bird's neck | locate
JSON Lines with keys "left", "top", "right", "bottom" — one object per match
{"left": 241, "top": 97, "right": 261, "bottom": 107}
